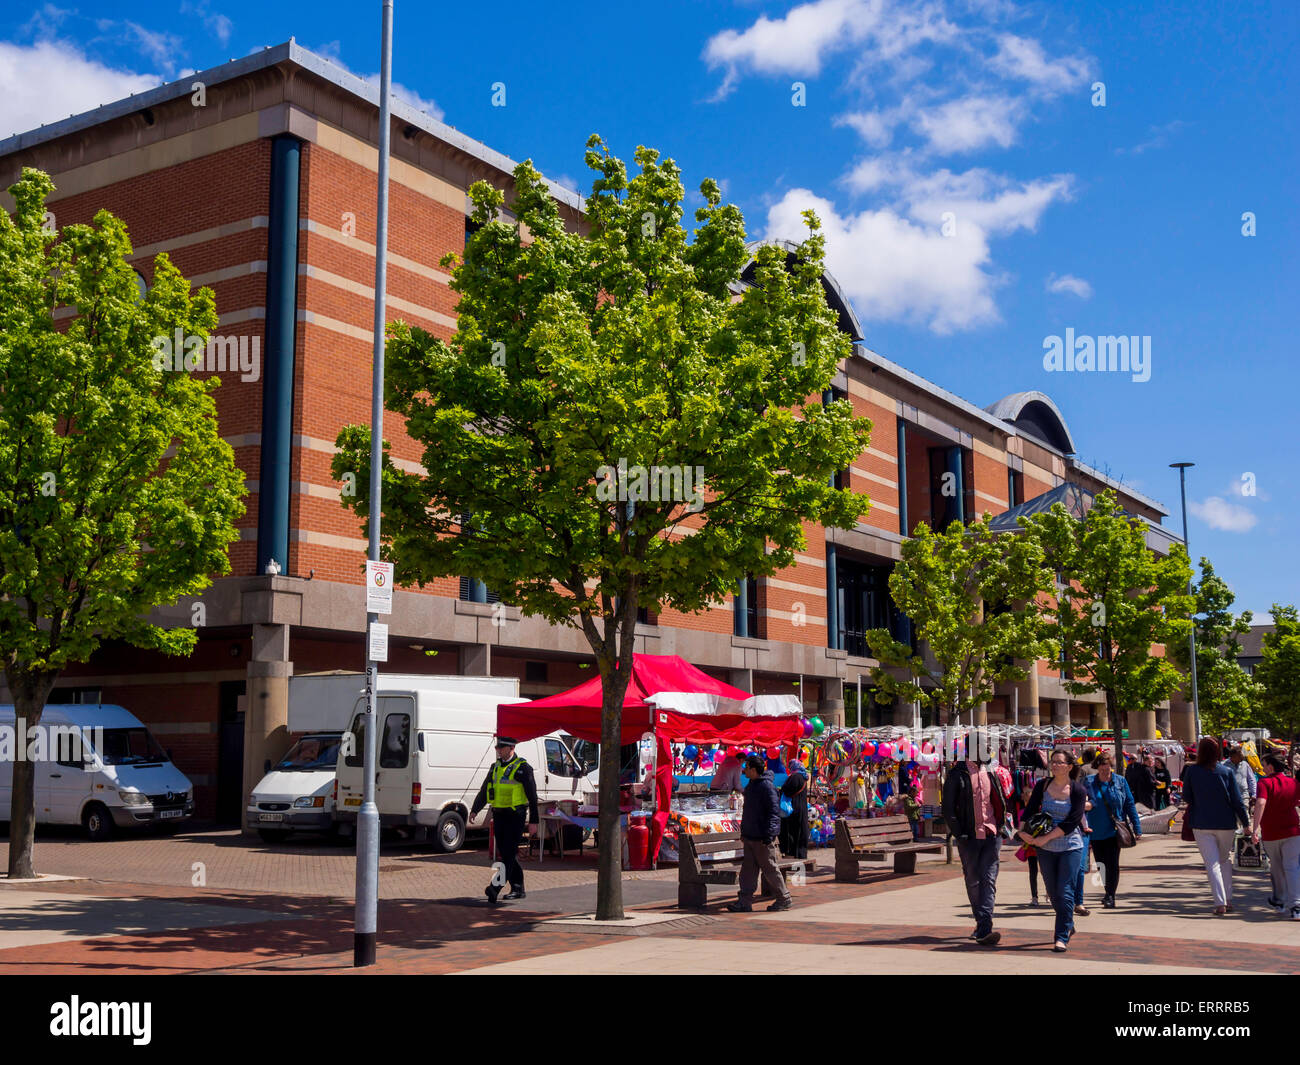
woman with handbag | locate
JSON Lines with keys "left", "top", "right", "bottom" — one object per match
{"left": 1182, "top": 736, "right": 1251, "bottom": 915}
{"left": 1017, "top": 749, "right": 1088, "bottom": 952}
{"left": 1085, "top": 750, "right": 1142, "bottom": 909}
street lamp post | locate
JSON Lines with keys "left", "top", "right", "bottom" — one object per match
{"left": 1170, "top": 462, "right": 1201, "bottom": 741}
{"left": 355, "top": 0, "right": 394, "bottom": 968}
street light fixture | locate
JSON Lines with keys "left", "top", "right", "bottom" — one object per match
{"left": 354, "top": 0, "right": 394, "bottom": 968}
{"left": 1170, "top": 462, "right": 1201, "bottom": 740}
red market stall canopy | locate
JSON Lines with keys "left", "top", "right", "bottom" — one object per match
{"left": 497, "top": 653, "right": 803, "bottom": 747}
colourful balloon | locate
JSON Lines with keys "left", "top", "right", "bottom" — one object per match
{"left": 766, "top": 746, "right": 781, "bottom": 759}
{"left": 878, "top": 743, "right": 894, "bottom": 759}
{"left": 684, "top": 744, "right": 698, "bottom": 760}
{"left": 811, "top": 717, "right": 826, "bottom": 736}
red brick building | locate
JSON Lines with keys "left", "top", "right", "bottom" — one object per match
{"left": 0, "top": 42, "right": 1192, "bottom": 824}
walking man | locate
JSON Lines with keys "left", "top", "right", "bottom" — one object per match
{"left": 942, "top": 754, "right": 1006, "bottom": 945}
{"left": 727, "top": 754, "right": 794, "bottom": 913}
{"left": 470, "top": 737, "right": 539, "bottom": 904}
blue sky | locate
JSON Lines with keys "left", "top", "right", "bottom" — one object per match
{"left": 2, "top": 0, "right": 1296, "bottom": 618}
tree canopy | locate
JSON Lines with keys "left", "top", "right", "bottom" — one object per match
{"left": 0, "top": 168, "right": 245, "bottom": 877}
{"left": 333, "top": 137, "right": 871, "bottom": 918}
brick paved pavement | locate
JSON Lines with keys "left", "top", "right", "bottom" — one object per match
{"left": 2, "top": 832, "right": 1293, "bottom": 975}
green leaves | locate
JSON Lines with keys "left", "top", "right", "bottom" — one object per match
{"left": 1256, "top": 604, "right": 1300, "bottom": 739}
{"left": 0, "top": 168, "right": 245, "bottom": 679}
{"left": 334, "top": 140, "right": 871, "bottom": 648}
{"left": 1024, "top": 490, "right": 1193, "bottom": 732}
{"left": 866, "top": 515, "right": 1055, "bottom": 723}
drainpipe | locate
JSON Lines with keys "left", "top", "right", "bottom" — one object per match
{"left": 897, "top": 419, "right": 909, "bottom": 536}
{"left": 826, "top": 541, "right": 839, "bottom": 651}
{"left": 946, "top": 444, "right": 965, "bottom": 526}
{"left": 257, "top": 134, "right": 302, "bottom": 575}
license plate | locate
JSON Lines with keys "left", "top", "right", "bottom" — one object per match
{"left": 160, "top": 809, "right": 185, "bottom": 820}
{"left": 344, "top": 797, "right": 361, "bottom": 807}
{"left": 259, "top": 812, "right": 284, "bottom": 822}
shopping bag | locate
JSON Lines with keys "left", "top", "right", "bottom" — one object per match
{"left": 1235, "top": 836, "right": 1263, "bottom": 869}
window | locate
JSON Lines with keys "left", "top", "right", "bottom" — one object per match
{"left": 95, "top": 728, "right": 167, "bottom": 766}
{"left": 825, "top": 387, "right": 850, "bottom": 490}
{"left": 836, "top": 558, "right": 904, "bottom": 657}
{"left": 734, "top": 576, "right": 760, "bottom": 638}
{"left": 458, "top": 576, "right": 499, "bottom": 603}
{"left": 1008, "top": 469, "right": 1024, "bottom": 508}
{"left": 379, "top": 712, "right": 411, "bottom": 769}
{"left": 525, "top": 661, "right": 548, "bottom": 684}
{"left": 545, "top": 738, "right": 580, "bottom": 777}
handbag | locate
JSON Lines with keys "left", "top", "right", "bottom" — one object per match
{"left": 779, "top": 796, "right": 794, "bottom": 818}
{"left": 1102, "top": 779, "right": 1137, "bottom": 849}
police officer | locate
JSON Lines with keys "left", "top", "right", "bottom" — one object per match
{"left": 470, "top": 737, "right": 539, "bottom": 903}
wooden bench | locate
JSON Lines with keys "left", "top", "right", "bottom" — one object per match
{"left": 677, "top": 831, "right": 815, "bottom": 909}
{"left": 834, "top": 815, "right": 943, "bottom": 880}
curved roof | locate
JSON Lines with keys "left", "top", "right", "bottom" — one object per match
{"left": 739, "top": 239, "right": 865, "bottom": 342}
{"left": 985, "top": 390, "right": 1076, "bottom": 454}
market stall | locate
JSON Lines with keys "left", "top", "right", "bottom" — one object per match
{"left": 496, "top": 654, "right": 803, "bottom": 866}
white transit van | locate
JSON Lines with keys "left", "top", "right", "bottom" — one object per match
{"left": 0, "top": 704, "right": 195, "bottom": 840}
{"left": 303, "top": 673, "right": 596, "bottom": 852}
{"left": 246, "top": 731, "right": 343, "bottom": 842}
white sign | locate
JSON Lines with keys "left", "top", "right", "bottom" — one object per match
{"left": 368, "top": 622, "right": 389, "bottom": 662}
{"left": 365, "top": 560, "right": 394, "bottom": 614}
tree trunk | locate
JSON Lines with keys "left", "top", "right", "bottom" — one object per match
{"left": 593, "top": 599, "right": 640, "bottom": 922}
{"left": 1107, "top": 690, "right": 1123, "bottom": 771}
{"left": 6, "top": 668, "right": 59, "bottom": 880}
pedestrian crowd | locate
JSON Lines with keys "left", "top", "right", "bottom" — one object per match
{"left": 940, "top": 736, "right": 1298, "bottom": 953}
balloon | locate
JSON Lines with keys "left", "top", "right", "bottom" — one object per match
{"left": 843, "top": 737, "right": 856, "bottom": 755}
{"left": 766, "top": 746, "right": 780, "bottom": 759}
{"left": 863, "top": 741, "right": 876, "bottom": 757}
{"left": 879, "top": 743, "right": 894, "bottom": 759}
{"left": 811, "top": 717, "right": 826, "bottom": 737}
{"left": 800, "top": 718, "right": 813, "bottom": 738}
{"left": 726, "top": 746, "right": 740, "bottom": 758}
{"left": 684, "top": 744, "right": 698, "bottom": 760}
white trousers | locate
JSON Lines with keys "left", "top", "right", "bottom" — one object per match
{"left": 1263, "top": 835, "right": 1300, "bottom": 912}
{"left": 1193, "top": 829, "right": 1237, "bottom": 907}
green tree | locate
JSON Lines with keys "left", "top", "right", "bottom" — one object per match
{"left": 1024, "top": 491, "right": 1193, "bottom": 765}
{"left": 0, "top": 169, "right": 245, "bottom": 878}
{"left": 332, "top": 138, "right": 871, "bottom": 920}
{"left": 1170, "top": 558, "right": 1261, "bottom": 733}
{"left": 1256, "top": 604, "right": 1300, "bottom": 749}
{"left": 865, "top": 515, "right": 1056, "bottom": 726}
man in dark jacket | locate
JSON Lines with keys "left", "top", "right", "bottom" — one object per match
{"left": 727, "top": 755, "right": 794, "bottom": 913}
{"left": 1125, "top": 751, "right": 1157, "bottom": 809}
{"left": 942, "top": 757, "right": 1007, "bottom": 945}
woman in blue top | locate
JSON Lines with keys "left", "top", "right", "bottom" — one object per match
{"left": 1018, "top": 749, "right": 1088, "bottom": 952}
{"left": 1182, "top": 736, "right": 1250, "bottom": 915}
{"left": 1085, "top": 750, "right": 1142, "bottom": 909}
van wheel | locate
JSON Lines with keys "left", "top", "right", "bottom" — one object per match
{"left": 433, "top": 810, "right": 466, "bottom": 853}
{"left": 258, "top": 828, "right": 291, "bottom": 845}
{"left": 82, "top": 803, "right": 113, "bottom": 841}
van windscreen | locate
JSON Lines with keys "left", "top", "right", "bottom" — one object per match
{"left": 96, "top": 727, "right": 168, "bottom": 765}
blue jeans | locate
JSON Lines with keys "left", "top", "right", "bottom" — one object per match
{"left": 955, "top": 836, "right": 1001, "bottom": 938}
{"left": 1037, "top": 847, "right": 1083, "bottom": 944}
{"left": 1074, "top": 834, "right": 1091, "bottom": 905}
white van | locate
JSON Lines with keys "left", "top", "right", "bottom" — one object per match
{"left": 308, "top": 673, "right": 596, "bottom": 852}
{"left": 0, "top": 704, "right": 195, "bottom": 839}
{"left": 246, "top": 731, "right": 342, "bottom": 843}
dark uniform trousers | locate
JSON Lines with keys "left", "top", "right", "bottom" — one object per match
{"left": 494, "top": 806, "right": 528, "bottom": 890}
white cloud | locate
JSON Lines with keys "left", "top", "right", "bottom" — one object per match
{"left": 912, "top": 94, "right": 1024, "bottom": 152}
{"left": 1046, "top": 273, "right": 1092, "bottom": 298}
{"left": 988, "top": 33, "right": 1092, "bottom": 96}
{"left": 1118, "top": 119, "right": 1189, "bottom": 156}
{"left": 0, "top": 40, "right": 159, "bottom": 139}
{"left": 766, "top": 187, "right": 1000, "bottom": 333}
{"left": 768, "top": 165, "right": 1072, "bottom": 333}
{"left": 1189, "top": 497, "right": 1257, "bottom": 533}
{"left": 363, "top": 76, "right": 444, "bottom": 121}
{"left": 181, "top": 1, "right": 234, "bottom": 47}
{"left": 90, "top": 20, "right": 183, "bottom": 75}
{"left": 703, "top": 0, "right": 957, "bottom": 99}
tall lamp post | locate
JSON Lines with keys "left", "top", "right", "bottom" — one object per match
{"left": 1170, "top": 462, "right": 1201, "bottom": 741}
{"left": 355, "top": 0, "right": 394, "bottom": 968}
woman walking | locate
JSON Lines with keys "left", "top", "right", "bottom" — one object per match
{"left": 1085, "top": 750, "right": 1142, "bottom": 908}
{"left": 1018, "top": 749, "right": 1087, "bottom": 952}
{"left": 1251, "top": 754, "right": 1300, "bottom": 919}
{"left": 1182, "top": 737, "right": 1251, "bottom": 915}
{"left": 779, "top": 758, "right": 810, "bottom": 860}
{"left": 1153, "top": 756, "right": 1172, "bottom": 811}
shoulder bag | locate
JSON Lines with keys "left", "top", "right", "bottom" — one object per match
{"left": 1109, "top": 780, "right": 1137, "bottom": 849}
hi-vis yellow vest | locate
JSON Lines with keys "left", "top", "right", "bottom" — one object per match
{"left": 488, "top": 757, "right": 526, "bottom": 809}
